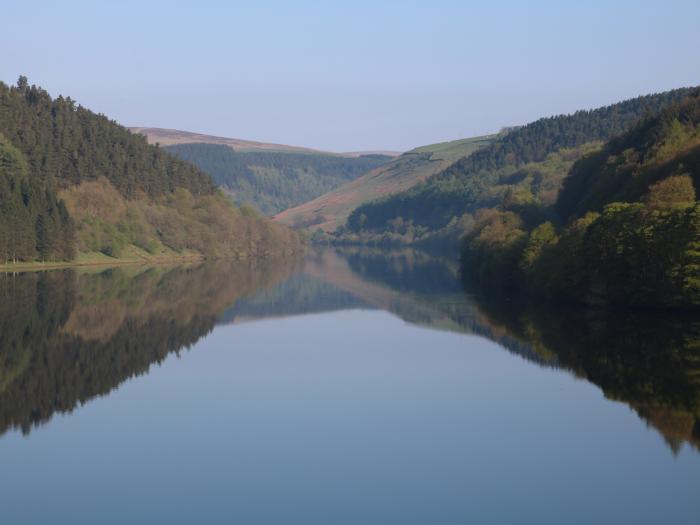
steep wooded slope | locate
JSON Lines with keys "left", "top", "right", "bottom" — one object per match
{"left": 346, "top": 88, "right": 693, "bottom": 237}
{"left": 0, "top": 78, "right": 300, "bottom": 263}
{"left": 462, "top": 89, "right": 700, "bottom": 308}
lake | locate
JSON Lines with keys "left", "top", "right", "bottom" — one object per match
{"left": 0, "top": 248, "right": 698, "bottom": 524}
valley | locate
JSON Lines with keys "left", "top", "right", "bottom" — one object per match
{"left": 275, "top": 135, "right": 495, "bottom": 231}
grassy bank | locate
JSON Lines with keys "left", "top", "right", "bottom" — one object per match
{"left": 0, "top": 245, "right": 206, "bottom": 272}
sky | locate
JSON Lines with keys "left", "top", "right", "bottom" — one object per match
{"left": 2, "top": 0, "right": 699, "bottom": 152}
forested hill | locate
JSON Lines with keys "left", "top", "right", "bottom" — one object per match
{"left": 345, "top": 88, "right": 693, "bottom": 237}
{"left": 0, "top": 79, "right": 214, "bottom": 198}
{"left": 0, "top": 132, "right": 74, "bottom": 262}
{"left": 556, "top": 90, "right": 700, "bottom": 219}
{"left": 462, "top": 89, "right": 700, "bottom": 309}
{"left": 0, "top": 77, "right": 300, "bottom": 264}
{"left": 166, "top": 143, "right": 391, "bottom": 215}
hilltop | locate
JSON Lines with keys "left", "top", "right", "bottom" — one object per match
{"left": 275, "top": 134, "right": 496, "bottom": 232}
{"left": 129, "top": 127, "right": 324, "bottom": 154}
{"left": 130, "top": 127, "right": 402, "bottom": 158}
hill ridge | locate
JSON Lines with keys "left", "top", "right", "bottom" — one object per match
{"left": 130, "top": 127, "right": 402, "bottom": 158}
{"left": 275, "top": 134, "right": 496, "bottom": 232}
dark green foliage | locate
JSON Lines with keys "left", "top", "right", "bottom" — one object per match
{"left": 464, "top": 186, "right": 700, "bottom": 309}
{"left": 458, "top": 89, "right": 700, "bottom": 309}
{"left": 528, "top": 202, "right": 700, "bottom": 307}
{"left": 0, "top": 133, "right": 75, "bottom": 262}
{"left": 166, "top": 143, "right": 390, "bottom": 215}
{"left": 557, "top": 89, "right": 700, "bottom": 219}
{"left": 0, "top": 79, "right": 216, "bottom": 199}
{"left": 349, "top": 88, "right": 693, "bottom": 234}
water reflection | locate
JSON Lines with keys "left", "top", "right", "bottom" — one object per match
{"left": 472, "top": 296, "right": 700, "bottom": 453}
{"left": 1, "top": 248, "right": 699, "bottom": 454}
{"left": 224, "top": 247, "right": 700, "bottom": 454}
{"left": 316, "top": 248, "right": 700, "bottom": 453}
{"left": 0, "top": 258, "right": 301, "bottom": 435}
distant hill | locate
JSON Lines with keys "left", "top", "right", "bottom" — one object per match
{"left": 130, "top": 126, "right": 402, "bottom": 158}
{"left": 129, "top": 127, "right": 325, "bottom": 154}
{"left": 0, "top": 77, "right": 300, "bottom": 265}
{"left": 165, "top": 143, "right": 392, "bottom": 215}
{"left": 275, "top": 135, "right": 496, "bottom": 232}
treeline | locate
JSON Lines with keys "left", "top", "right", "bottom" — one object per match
{"left": 166, "top": 143, "right": 390, "bottom": 215}
{"left": 0, "top": 133, "right": 74, "bottom": 262}
{"left": 0, "top": 77, "right": 215, "bottom": 198}
{"left": 345, "top": 88, "right": 693, "bottom": 236}
{"left": 462, "top": 90, "right": 700, "bottom": 308}
{"left": 557, "top": 94, "right": 700, "bottom": 219}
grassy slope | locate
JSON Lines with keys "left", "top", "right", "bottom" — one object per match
{"left": 274, "top": 134, "right": 496, "bottom": 232}
{"left": 0, "top": 250, "right": 200, "bottom": 272}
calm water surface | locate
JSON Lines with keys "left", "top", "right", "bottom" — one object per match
{"left": 0, "top": 249, "right": 698, "bottom": 524}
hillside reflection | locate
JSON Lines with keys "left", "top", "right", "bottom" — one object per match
{"left": 337, "top": 248, "right": 700, "bottom": 453}
{"left": 0, "top": 258, "right": 301, "bottom": 435}
{"left": 2, "top": 248, "right": 699, "bottom": 454}
{"left": 225, "top": 247, "right": 700, "bottom": 454}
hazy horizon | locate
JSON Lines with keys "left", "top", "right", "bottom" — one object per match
{"left": 3, "top": 0, "right": 699, "bottom": 152}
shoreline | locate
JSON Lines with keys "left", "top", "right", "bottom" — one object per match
{"left": 0, "top": 254, "right": 207, "bottom": 273}
{"left": 0, "top": 249, "right": 306, "bottom": 273}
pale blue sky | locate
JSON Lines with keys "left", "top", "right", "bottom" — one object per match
{"left": 2, "top": 0, "right": 699, "bottom": 152}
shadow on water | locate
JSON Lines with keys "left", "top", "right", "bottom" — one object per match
{"left": 1, "top": 247, "right": 699, "bottom": 454}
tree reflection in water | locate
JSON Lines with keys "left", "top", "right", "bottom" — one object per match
{"left": 1, "top": 248, "right": 698, "bottom": 454}
{"left": 0, "top": 258, "right": 301, "bottom": 435}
